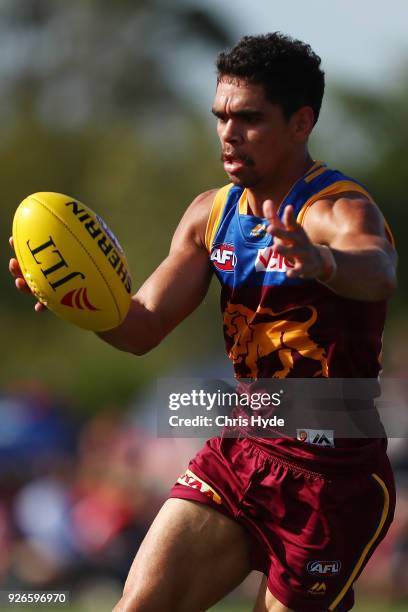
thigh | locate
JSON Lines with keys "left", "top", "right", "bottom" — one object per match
{"left": 114, "top": 498, "right": 252, "bottom": 612}
{"left": 254, "top": 576, "right": 295, "bottom": 612}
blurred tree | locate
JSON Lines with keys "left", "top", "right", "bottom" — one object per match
{"left": 0, "top": 0, "right": 230, "bottom": 408}
{"left": 323, "top": 82, "right": 408, "bottom": 308}
{"left": 0, "top": 0, "right": 232, "bottom": 127}
{"left": 2, "top": 0, "right": 406, "bottom": 404}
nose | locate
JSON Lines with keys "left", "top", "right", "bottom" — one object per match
{"left": 219, "top": 118, "right": 242, "bottom": 145}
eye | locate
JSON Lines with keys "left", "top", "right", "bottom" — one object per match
{"left": 212, "top": 111, "right": 226, "bottom": 123}
{"left": 242, "top": 113, "right": 261, "bottom": 124}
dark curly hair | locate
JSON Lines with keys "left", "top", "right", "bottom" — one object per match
{"left": 216, "top": 33, "right": 325, "bottom": 125}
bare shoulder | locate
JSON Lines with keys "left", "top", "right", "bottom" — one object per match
{"left": 171, "top": 188, "right": 218, "bottom": 250}
{"left": 188, "top": 188, "right": 219, "bottom": 226}
{"left": 303, "top": 191, "right": 387, "bottom": 244}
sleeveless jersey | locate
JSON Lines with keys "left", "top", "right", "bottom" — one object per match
{"left": 205, "top": 162, "right": 394, "bottom": 380}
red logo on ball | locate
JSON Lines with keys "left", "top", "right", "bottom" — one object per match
{"left": 60, "top": 288, "right": 100, "bottom": 311}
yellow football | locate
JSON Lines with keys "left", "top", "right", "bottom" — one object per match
{"left": 12, "top": 192, "right": 132, "bottom": 331}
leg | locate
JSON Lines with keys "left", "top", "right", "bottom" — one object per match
{"left": 253, "top": 576, "right": 295, "bottom": 612}
{"left": 114, "top": 498, "right": 252, "bottom": 612}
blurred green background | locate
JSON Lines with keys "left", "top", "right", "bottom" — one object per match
{"left": 1, "top": 0, "right": 407, "bottom": 409}
{"left": 1, "top": 1, "right": 408, "bottom": 610}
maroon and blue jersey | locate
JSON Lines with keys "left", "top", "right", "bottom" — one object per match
{"left": 169, "top": 167, "right": 396, "bottom": 612}
{"left": 205, "top": 162, "right": 394, "bottom": 379}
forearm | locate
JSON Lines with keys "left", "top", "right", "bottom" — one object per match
{"left": 318, "top": 245, "right": 397, "bottom": 301}
{"left": 97, "top": 242, "right": 212, "bottom": 354}
{"left": 97, "top": 296, "right": 165, "bottom": 355}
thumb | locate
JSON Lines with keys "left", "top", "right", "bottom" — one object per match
{"left": 263, "top": 200, "right": 282, "bottom": 227}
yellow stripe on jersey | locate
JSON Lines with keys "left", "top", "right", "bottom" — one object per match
{"left": 296, "top": 180, "right": 395, "bottom": 246}
{"left": 238, "top": 188, "right": 249, "bottom": 215}
{"left": 305, "top": 160, "right": 325, "bottom": 177}
{"left": 205, "top": 184, "right": 233, "bottom": 252}
{"left": 297, "top": 180, "right": 373, "bottom": 225}
{"left": 304, "top": 165, "right": 328, "bottom": 183}
{"left": 328, "top": 473, "right": 390, "bottom": 611}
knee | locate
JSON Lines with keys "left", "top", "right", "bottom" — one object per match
{"left": 113, "top": 593, "right": 149, "bottom": 612}
{"left": 112, "top": 593, "right": 132, "bottom": 612}
{"left": 113, "top": 589, "right": 172, "bottom": 612}
{"left": 113, "top": 593, "right": 143, "bottom": 612}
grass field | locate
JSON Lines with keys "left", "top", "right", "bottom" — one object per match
{"left": 2, "top": 596, "right": 407, "bottom": 611}
{"left": 210, "top": 601, "right": 407, "bottom": 611}
{"left": 227, "top": 604, "right": 396, "bottom": 611}
{"left": 208, "top": 601, "right": 408, "bottom": 611}
{"left": 5, "top": 599, "right": 400, "bottom": 611}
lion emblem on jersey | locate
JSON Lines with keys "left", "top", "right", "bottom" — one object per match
{"left": 223, "top": 302, "right": 328, "bottom": 378}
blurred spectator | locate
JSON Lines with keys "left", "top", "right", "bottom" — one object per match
{"left": 1, "top": 379, "right": 407, "bottom": 609}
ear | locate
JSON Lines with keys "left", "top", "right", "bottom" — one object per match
{"left": 290, "top": 106, "right": 315, "bottom": 142}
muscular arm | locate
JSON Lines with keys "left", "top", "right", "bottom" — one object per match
{"left": 305, "top": 195, "right": 397, "bottom": 300}
{"left": 264, "top": 193, "right": 397, "bottom": 302}
{"left": 97, "top": 190, "right": 216, "bottom": 354}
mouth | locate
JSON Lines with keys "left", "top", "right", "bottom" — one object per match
{"left": 221, "top": 152, "right": 253, "bottom": 174}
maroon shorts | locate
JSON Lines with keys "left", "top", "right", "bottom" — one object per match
{"left": 169, "top": 435, "right": 395, "bottom": 611}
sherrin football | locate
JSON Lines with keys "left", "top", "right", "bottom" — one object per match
{"left": 12, "top": 192, "right": 132, "bottom": 331}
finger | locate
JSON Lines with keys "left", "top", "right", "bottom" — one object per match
{"left": 283, "top": 208, "right": 309, "bottom": 247}
{"left": 262, "top": 199, "right": 274, "bottom": 221}
{"left": 15, "top": 277, "right": 32, "bottom": 294}
{"left": 272, "top": 227, "right": 303, "bottom": 245}
{"left": 286, "top": 262, "right": 304, "bottom": 278}
{"left": 34, "top": 302, "right": 46, "bottom": 313}
{"left": 271, "top": 227, "right": 292, "bottom": 240}
{"left": 9, "top": 257, "right": 22, "bottom": 278}
{"left": 274, "top": 242, "right": 305, "bottom": 258}
{"left": 9, "top": 236, "right": 14, "bottom": 249}
{"left": 263, "top": 200, "right": 283, "bottom": 228}
{"left": 283, "top": 205, "right": 298, "bottom": 231}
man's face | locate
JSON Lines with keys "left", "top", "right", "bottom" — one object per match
{"left": 212, "top": 77, "right": 298, "bottom": 188}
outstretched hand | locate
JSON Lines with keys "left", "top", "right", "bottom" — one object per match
{"left": 9, "top": 237, "right": 46, "bottom": 312}
{"left": 262, "top": 201, "right": 325, "bottom": 279}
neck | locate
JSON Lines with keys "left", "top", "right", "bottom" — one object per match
{"left": 246, "top": 152, "right": 314, "bottom": 216}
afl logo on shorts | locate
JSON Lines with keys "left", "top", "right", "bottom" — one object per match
{"left": 307, "top": 560, "right": 341, "bottom": 577}
{"left": 211, "top": 244, "right": 237, "bottom": 272}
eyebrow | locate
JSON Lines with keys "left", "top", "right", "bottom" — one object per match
{"left": 211, "top": 108, "right": 262, "bottom": 119}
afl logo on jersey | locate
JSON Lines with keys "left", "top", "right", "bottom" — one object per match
{"left": 210, "top": 243, "right": 237, "bottom": 271}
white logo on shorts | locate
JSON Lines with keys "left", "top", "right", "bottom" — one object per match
{"left": 297, "top": 429, "right": 334, "bottom": 447}
{"left": 307, "top": 560, "right": 341, "bottom": 576}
